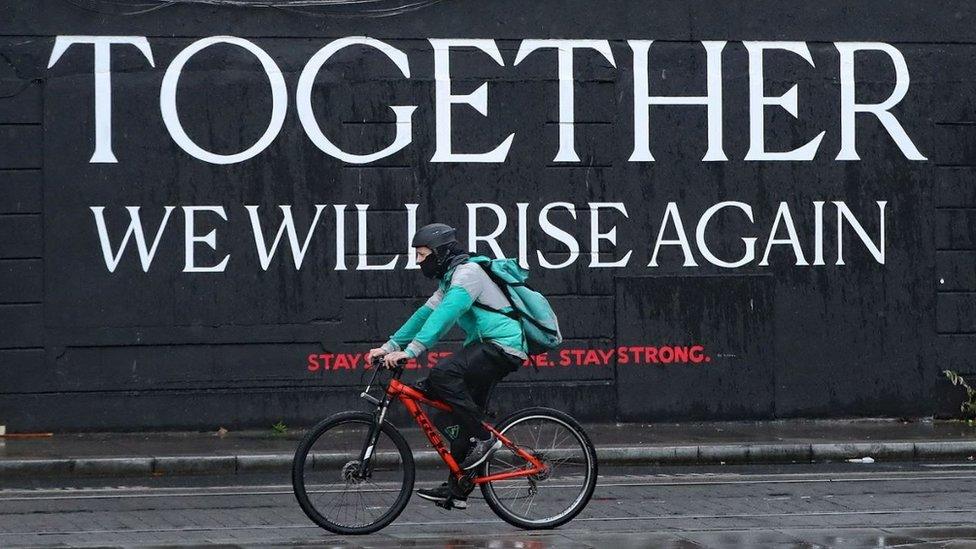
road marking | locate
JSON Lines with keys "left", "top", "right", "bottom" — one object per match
{"left": 2, "top": 472, "right": 976, "bottom": 501}
{"left": 2, "top": 508, "right": 976, "bottom": 537}
{"left": 6, "top": 467, "right": 975, "bottom": 497}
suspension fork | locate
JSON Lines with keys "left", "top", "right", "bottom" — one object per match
{"left": 357, "top": 361, "right": 403, "bottom": 477}
{"left": 357, "top": 400, "right": 389, "bottom": 477}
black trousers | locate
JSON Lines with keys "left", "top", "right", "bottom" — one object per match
{"left": 423, "top": 341, "right": 521, "bottom": 445}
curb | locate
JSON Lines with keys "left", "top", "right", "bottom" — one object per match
{"left": 1, "top": 441, "right": 974, "bottom": 478}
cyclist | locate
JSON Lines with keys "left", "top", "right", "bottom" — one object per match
{"left": 367, "top": 222, "right": 526, "bottom": 509}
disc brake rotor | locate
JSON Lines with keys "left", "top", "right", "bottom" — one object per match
{"left": 340, "top": 459, "right": 365, "bottom": 483}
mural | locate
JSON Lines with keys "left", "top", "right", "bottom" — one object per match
{"left": 0, "top": 0, "right": 970, "bottom": 430}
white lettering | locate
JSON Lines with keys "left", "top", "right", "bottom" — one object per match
{"left": 297, "top": 37, "right": 416, "bottom": 164}
{"left": 649, "top": 202, "right": 697, "bottom": 267}
{"left": 588, "top": 202, "right": 632, "bottom": 267}
{"left": 90, "top": 206, "right": 173, "bottom": 272}
{"left": 467, "top": 203, "right": 508, "bottom": 258}
{"left": 405, "top": 203, "right": 420, "bottom": 269}
{"left": 537, "top": 202, "right": 580, "bottom": 269}
{"left": 813, "top": 200, "right": 826, "bottom": 265}
{"left": 183, "top": 206, "right": 229, "bottom": 272}
{"left": 759, "top": 201, "right": 808, "bottom": 266}
{"left": 630, "top": 40, "right": 727, "bottom": 162}
{"left": 514, "top": 40, "right": 616, "bottom": 162}
{"left": 835, "top": 201, "right": 886, "bottom": 264}
{"left": 48, "top": 36, "right": 155, "bottom": 163}
{"left": 334, "top": 204, "right": 347, "bottom": 271}
{"left": 429, "top": 39, "right": 514, "bottom": 163}
{"left": 696, "top": 201, "right": 756, "bottom": 268}
{"left": 516, "top": 202, "right": 530, "bottom": 269}
{"left": 835, "top": 42, "right": 925, "bottom": 161}
{"left": 160, "top": 36, "right": 286, "bottom": 164}
{"left": 245, "top": 205, "right": 326, "bottom": 270}
{"left": 744, "top": 41, "right": 825, "bottom": 161}
{"left": 357, "top": 204, "right": 398, "bottom": 270}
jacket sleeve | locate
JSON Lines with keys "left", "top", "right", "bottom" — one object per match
{"left": 381, "top": 288, "right": 444, "bottom": 352}
{"left": 403, "top": 265, "right": 485, "bottom": 358}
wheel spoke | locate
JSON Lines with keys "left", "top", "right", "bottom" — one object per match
{"left": 483, "top": 413, "right": 595, "bottom": 527}
{"left": 549, "top": 430, "right": 573, "bottom": 451}
{"left": 293, "top": 416, "right": 412, "bottom": 534}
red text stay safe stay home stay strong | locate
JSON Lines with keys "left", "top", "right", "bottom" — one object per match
{"left": 306, "top": 345, "right": 710, "bottom": 373}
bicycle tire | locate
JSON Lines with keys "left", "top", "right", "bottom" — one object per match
{"left": 292, "top": 411, "right": 415, "bottom": 535}
{"left": 480, "top": 407, "right": 598, "bottom": 530}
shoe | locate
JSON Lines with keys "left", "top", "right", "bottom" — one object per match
{"left": 460, "top": 435, "right": 502, "bottom": 471}
{"left": 416, "top": 482, "right": 468, "bottom": 509}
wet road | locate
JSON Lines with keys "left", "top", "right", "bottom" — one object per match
{"left": 2, "top": 463, "right": 976, "bottom": 547}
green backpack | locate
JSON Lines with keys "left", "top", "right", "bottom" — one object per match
{"left": 467, "top": 256, "right": 563, "bottom": 355}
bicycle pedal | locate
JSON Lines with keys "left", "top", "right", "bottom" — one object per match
{"left": 434, "top": 499, "right": 454, "bottom": 510}
{"left": 435, "top": 497, "right": 468, "bottom": 510}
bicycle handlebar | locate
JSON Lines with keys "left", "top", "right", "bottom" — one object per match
{"left": 370, "top": 355, "right": 408, "bottom": 370}
{"left": 360, "top": 355, "right": 408, "bottom": 405}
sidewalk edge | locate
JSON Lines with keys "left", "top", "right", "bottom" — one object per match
{"left": 2, "top": 440, "right": 974, "bottom": 478}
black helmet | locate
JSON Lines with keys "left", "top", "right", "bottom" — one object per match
{"left": 411, "top": 223, "right": 457, "bottom": 249}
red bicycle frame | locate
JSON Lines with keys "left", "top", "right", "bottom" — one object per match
{"left": 385, "top": 378, "right": 546, "bottom": 484}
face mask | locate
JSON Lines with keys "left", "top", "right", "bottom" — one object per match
{"left": 419, "top": 254, "right": 440, "bottom": 279}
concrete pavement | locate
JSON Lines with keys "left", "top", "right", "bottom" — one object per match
{"left": 2, "top": 463, "right": 976, "bottom": 546}
{"left": 2, "top": 418, "right": 976, "bottom": 478}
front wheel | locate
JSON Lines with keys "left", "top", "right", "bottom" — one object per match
{"left": 292, "top": 411, "right": 415, "bottom": 535}
{"left": 480, "top": 407, "right": 598, "bottom": 529}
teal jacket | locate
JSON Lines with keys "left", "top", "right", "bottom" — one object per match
{"left": 382, "top": 257, "right": 527, "bottom": 360}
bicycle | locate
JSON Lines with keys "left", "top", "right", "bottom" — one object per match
{"left": 292, "top": 356, "right": 598, "bottom": 534}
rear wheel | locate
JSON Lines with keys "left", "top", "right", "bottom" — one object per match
{"left": 480, "top": 407, "right": 598, "bottom": 529}
{"left": 292, "top": 411, "right": 414, "bottom": 535}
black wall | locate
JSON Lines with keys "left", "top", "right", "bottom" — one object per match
{"left": 0, "top": 0, "right": 973, "bottom": 431}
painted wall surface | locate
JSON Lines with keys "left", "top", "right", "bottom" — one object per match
{"left": 0, "top": 0, "right": 972, "bottom": 430}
